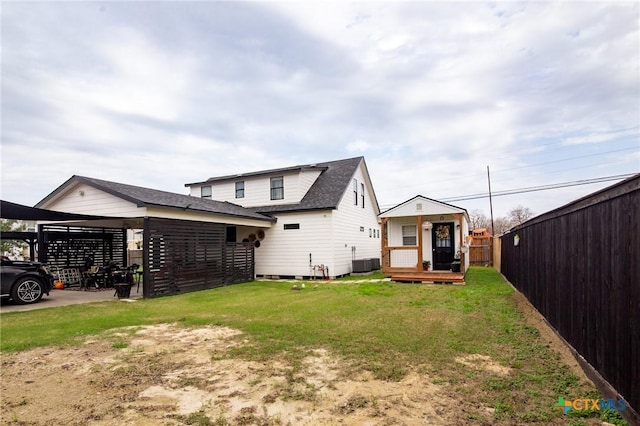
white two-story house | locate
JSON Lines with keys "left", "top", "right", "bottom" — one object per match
{"left": 185, "top": 156, "right": 381, "bottom": 278}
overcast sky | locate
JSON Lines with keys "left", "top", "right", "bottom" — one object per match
{"left": 2, "top": 1, "right": 638, "bottom": 218}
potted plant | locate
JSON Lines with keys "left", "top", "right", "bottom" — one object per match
{"left": 422, "top": 260, "right": 431, "bottom": 271}
{"left": 451, "top": 250, "right": 461, "bottom": 273}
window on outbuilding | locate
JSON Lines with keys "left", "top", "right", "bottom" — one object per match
{"left": 201, "top": 186, "right": 212, "bottom": 199}
{"left": 402, "top": 225, "right": 417, "bottom": 246}
{"left": 271, "top": 177, "right": 284, "bottom": 200}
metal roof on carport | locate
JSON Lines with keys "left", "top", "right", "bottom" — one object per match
{"left": 1, "top": 200, "right": 127, "bottom": 223}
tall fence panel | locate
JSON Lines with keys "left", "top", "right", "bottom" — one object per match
{"left": 469, "top": 237, "right": 492, "bottom": 266}
{"left": 143, "top": 218, "right": 254, "bottom": 298}
{"left": 500, "top": 176, "right": 639, "bottom": 419}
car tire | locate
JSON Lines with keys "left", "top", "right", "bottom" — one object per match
{"left": 11, "top": 277, "right": 44, "bottom": 304}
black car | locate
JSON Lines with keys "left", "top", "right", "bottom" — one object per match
{"left": 1, "top": 258, "right": 54, "bottom": 304}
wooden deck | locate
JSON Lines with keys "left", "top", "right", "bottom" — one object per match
{"left": 390, "top": 271, "right": 465, "bottom": 284}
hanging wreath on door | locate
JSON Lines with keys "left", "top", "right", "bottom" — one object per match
{"left": 435, "top": 225, "right": 450, "bottom": 240}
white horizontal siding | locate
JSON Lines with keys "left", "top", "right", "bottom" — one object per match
{"left": 191, "top": 172, "right": 310, "bottom": 207}
{"left": 332, "top": 161, "right": 381, "bottom": 276}
{"left": 144, "top": 207, "right": 274, "bottom": 228}
{"left": 387, "top": 218, "right": 417, "bottom": 247}
{"left": 298, "top": 170, "right": 322, "bottom": 199}
{"left": 381, "top": 197, "right": 465, "bottom": 218}
{"left": 252, "top": 211, "right": 333, "bottom": 277}
{"left": 44, "top": 183, "right": 142, "bottom": 216}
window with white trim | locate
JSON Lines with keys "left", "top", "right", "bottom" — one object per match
{"left": 270, "top": 176, "right": 284, "bottom": 200}
{"left": 201, "top": 186, "right": 212, "bottom": 199}
{"left": 353, "top": 178, "right": 358, "bottom": 205}
{"left": 361, "top": 183, "right": 365, "bottom": 208}
{"left": 402, "top": 225, "right": 417, "bottom": 246}
{"left": 235, "top": 181, "right": 244, "bottom": 198}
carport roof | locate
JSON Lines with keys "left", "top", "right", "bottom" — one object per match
{"left": 1, "top": 200, "right": 119, "bottom": 221}
{"left": 36, "top": 176, "right": 276, "bottom": 222}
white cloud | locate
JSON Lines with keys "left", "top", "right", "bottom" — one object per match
{"left": 346, "top": 139, "right": 371, "bottom": 152}
{"left": 1, "top": 1, "right": 638, "bottom": 217}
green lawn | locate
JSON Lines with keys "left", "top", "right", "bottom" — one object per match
{"left": 0, "top": 267, "right": 623, "bottom": 424}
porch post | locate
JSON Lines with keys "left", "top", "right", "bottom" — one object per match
{"left": 381, "top": 217, "right": 389, "bottom": 274}
{"left": 142, "top": 217, "right": 150, "bottom": 298}
{"left": 455, "top": 213, "right": 465, "bottom": 271}
{"left": 37, "top": 224, "right": 46, "bottom": 263}
{"left": 417, "top": 215, "right": 423, "bottom": 272}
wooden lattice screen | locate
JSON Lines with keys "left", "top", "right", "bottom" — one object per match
{"left": 143, "top": 218, "right": 254, "bottom": 298}
{"left": 39, "top": 224, "right": 126, "bottom": 272}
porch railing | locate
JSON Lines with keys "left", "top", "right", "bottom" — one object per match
{"left": 382, "top": 246, "right": 420, "bottom": 272}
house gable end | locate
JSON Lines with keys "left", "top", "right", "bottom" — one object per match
{"left": 37, "top": 175, "right": 275, "bottom": 223}
{"left": 380, "top": 195, "right": 468, "bottom": 220}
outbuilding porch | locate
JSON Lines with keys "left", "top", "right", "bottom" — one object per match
{"left": 378, "top": 195, "right": 471, "bottom": 281}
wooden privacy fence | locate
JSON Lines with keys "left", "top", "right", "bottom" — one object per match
{"left": 469, "top": 237, "right": 492, "bottom": 266}
{"left": 500, "top": 175, "right": 639, "bottom": 421}
{"left": 143, "top": 218, "right": 254, "bottom": 298}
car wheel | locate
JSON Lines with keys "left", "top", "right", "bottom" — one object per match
{"left": 11, "top": 277, "right": 44, "bottom": 304}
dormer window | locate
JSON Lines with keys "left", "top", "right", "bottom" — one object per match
{"left": 270, "top": 176, "right": 284, "bottom": 200}
{"left": 201, "top": 186, "right": 212, "bottom": 199}
{"left": 235, "top": 181, "right": 244, "bottom": 198}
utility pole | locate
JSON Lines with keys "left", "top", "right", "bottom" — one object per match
{"left": 487, "top": 166, "right": 495, "bottom": 235}
{"left": 487, "top": 165, "right": 496, "bottom": 266}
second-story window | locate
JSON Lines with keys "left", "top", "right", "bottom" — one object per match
{"left": 361, "top": 183, "right": 365, "bottom": 208}
{"left": 353, "top": 179, "right": 358, "bottom": 205}
{"left": 235, "top": 181, "right": 244, "bottom": 198}
{"left": 201, "top": 186, "right": 212, "bottom": 199}
{"left": 270, "top": 176, "right": 284, "bottom": 200}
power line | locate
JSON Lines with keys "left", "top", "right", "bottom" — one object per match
{"left": 383, "top": 144, "right": 638, "bottom": 189}
{"left": 377, "top": 173, "right": 636, "bottom": 210}
{"left": 440, "top": 174, "right": 636, "bottom": 202}
{"left": 490, "top": 146, "right": 638, "bottom": 174}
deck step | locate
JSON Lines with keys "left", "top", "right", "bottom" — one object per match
{"left": 391, "top": 274, "right": 465, "bottom": 283}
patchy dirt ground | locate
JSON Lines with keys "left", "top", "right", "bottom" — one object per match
{"left": 510, "top": 291, "right": 592, "bottom": 384}
{"left": 1, "top": 323, "right": 488, "bottom": 425}
{"left": 2, "top": 289, "right": 613, "bottom": 425}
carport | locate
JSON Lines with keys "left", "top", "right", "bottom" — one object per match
{"left": 3, "top": 175, "right": 275, "bottom": 299}
{"left": 1, "top": 200, "right": 123, "bottom": 264}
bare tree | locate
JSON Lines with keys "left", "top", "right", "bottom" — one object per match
{"left": 469, "top": 209, "right": 491, "bottom": 230}
{"left": 508, "top": 205, "right": 534, "bottom": 226}
{"left": 492, "top": 217, "right": 513, "bottom": 236}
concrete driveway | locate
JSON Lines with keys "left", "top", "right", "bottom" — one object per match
{"left": 0, "top": 285, "right": 143, "bottom": 313}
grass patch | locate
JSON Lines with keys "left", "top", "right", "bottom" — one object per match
{"left": 0, "top": 267, "right": 611, "bottom": 424}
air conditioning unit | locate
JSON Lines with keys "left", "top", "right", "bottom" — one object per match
{"left": 369, "top": 258, "right": 380, "bottom": 270}
{"left": 352, "top": 259, "right": 371, "bottom": 273}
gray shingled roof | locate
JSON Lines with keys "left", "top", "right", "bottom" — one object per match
{"left": 36, "top": 176, "right": 275, "bottom": 222}
{"left": 250, "top": 157, "right": 365, "bottom": 213}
